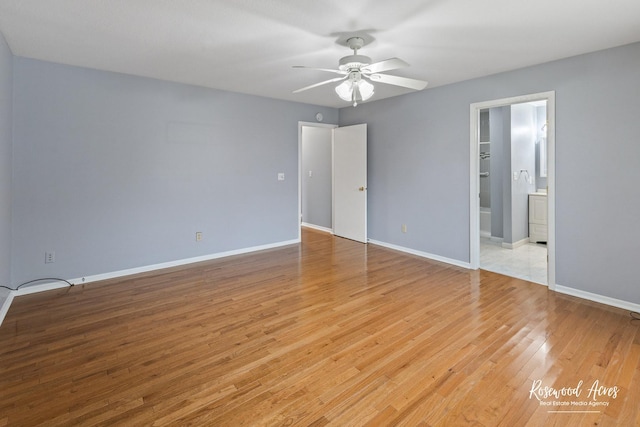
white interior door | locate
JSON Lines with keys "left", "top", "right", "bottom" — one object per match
{"left": 333, "top": 124, "right": 367, "bottom": 243}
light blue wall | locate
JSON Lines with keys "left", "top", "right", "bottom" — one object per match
{"left": 6, "top": 41, "right": 640, "bottom": 306}
{"left": 500, "top": 107, "right": 513, "bottom": 244}
{"left": 301, "top": 126, "right": 332, "bottom": 229}
{"left": 340, "top": 42, "right": 640, "bottom": 304}
{"left": 510, "top": 103, "right": 536, "bottom": 244}
{"left": 0, "top": 32, "right": 12, "bottom": 288}
{"left": 11, "top": 58, "right": 337, "bottom": 286}
{"left": 535, "top": 105, "right": 548, "bottom": 190}
{"left": 489, "top": 107, "right": 505, "bottom": 239}
{"left": 339, "top": 84, "right": 473, "bottom": 262}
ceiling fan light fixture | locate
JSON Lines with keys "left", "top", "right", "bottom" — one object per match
{"left": 358, "top": 79, "right": 374, "bottom": 101}
{"left": 336, "top": 80, "right": 374, "bottom": 107}
{"left": 335, "top": 79, "right": 374, "bottom": 106}
{"left": 335, "top": 80, "right": 353, "bottom": 102}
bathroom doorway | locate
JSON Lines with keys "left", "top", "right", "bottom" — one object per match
{"left": 469, "top": 92, "right": 556, "bottom": 289}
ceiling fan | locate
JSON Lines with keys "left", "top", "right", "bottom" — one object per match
{"left": 293, "top": 37, "right": 428, "bottom": 107}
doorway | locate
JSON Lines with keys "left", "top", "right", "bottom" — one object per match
{"left": 469, "top": 92, "right": 556, "bottom": 290}
{"left": 299, "top": 123, "right": 335, "bottom": 237}
{"left": 298, "top": 122, "right": 368, "bottom": 243}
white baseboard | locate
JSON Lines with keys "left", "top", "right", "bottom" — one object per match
{"left": 0, "top": 288, "right": 14, "bottom": 326}
{"left": 0, "top": 238, "right": 299, "bottom": 327}
{"left": 480, "top": 235, "right": 504, "bottom": 243}
{"left": 367, "top": 241, "right": 639, "bottom": 314}
{"left": 301, "top": 223, "right": 333, "bottom": 234}
{"left": 368, "top": 239, "right": 471, "bottom": 269}
{"left": 64, "top": 238, "right": 300, "bottom": 289}
{"left": 11, "top": 280, "right": 71, "bottom": 296}
{"left": 4, "top": 240, "right": 638, "bottom": 328}
{"left": 502, "top": 237, "right": 529, "bottom": 249}
{"left": 555, "top": 284, "right": 640, "bottom": 313}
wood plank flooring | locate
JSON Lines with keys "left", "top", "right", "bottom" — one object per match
{"left": 1, "top": 228, "right": 639, "bottom": 426}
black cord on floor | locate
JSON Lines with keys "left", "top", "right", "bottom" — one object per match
{"left": 0, "top": 277, "right": 73, "bottom": 292}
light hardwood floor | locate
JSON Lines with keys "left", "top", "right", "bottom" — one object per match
{"left": 1, "top": 228, "right": 639, "bottom": 426}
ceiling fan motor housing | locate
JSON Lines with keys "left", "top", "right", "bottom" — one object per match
{"left": 339, "top": 55, "right": 372, "bottom": 71}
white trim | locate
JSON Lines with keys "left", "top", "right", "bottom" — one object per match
{"left": 546, "top": 93, "right": 556, "bottom": 290}
{"left": 555, "top": 284, "right": 640, "bottom": 313}
{"left": 71, "top": 239, "right": 299, "bottom": 286}
{"left": 0, "top": 239, "right": 298, "bottom": 327}
{"left": 501, "top": 237, "right": 529, "bottom": 250}
{"left": 4, "top": 242, "right": 639, "bottom": 327}
{"left": 469, "top": 91, "right": 556, "bottom": 290}
{"left": 368, "top": 239, "right": 471, "bottom": 269}
{"left": 0, "top": 290, "right": 15, "bottom": 326}
{"left": 301, "top": 223, "right": 333, "bottom": 234}
{"left": 470, "top": 104, "right": 480, "bottom": 269}
{"left": 14, "top": 281, "right": 69, "bottom": 296}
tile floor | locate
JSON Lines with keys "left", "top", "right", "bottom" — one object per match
{"left": 480, "top": 237, "right": 548, "bottom": 285}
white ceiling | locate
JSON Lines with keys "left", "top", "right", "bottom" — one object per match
{"left": 1, "top": 0, "right": 639, "bottom": 108}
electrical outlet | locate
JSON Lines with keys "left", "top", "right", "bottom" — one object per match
{"left": 401, "top": 224, "right": 407, "bottom": 233}
{"left": 196, "top": 232, "right": 203, "bottom": 241}
{"left": 278, "top": 172, "right": 285, "bottom": 181}
{"left": 45, "top": 251, "right": 55, "bottom": 263}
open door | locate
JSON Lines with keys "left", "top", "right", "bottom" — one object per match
{"left": 333, "top": 124, "right": 367, "bottom": 243}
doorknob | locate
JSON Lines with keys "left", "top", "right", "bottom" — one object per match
{"left": 358, "top": 186, "right": 366, "bottom": 191}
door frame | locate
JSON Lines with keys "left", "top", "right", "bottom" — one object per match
{"left": 469, "top": 91, "right": 556, "bottom": 289}
{"left": 298, "top": 121, "right": 338, "bottom": 241}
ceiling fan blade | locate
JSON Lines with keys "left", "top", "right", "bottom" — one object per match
{"left": 293, "top": 76, "right": 347, "bottom": 94}
{"left": 362, "top": 58, "right": 409, "bottom": 74}
{"left": 292, "top": 65, "right": 346, "bottom": 75}
{"left": 368, "top": 73, "right": 428, "bottom": 91}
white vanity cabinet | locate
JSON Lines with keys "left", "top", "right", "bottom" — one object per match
{"left": 529, "top": 193, "right": 547, "bottom": 243}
